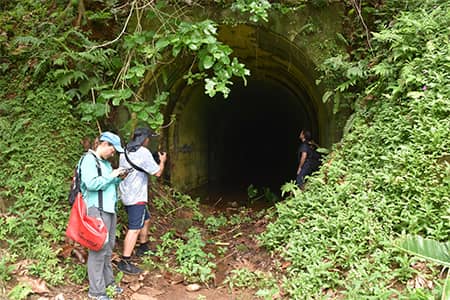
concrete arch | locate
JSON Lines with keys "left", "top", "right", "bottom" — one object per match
{"left": 133, "top": 4, "right": 348, "bottom": 194}
{"left": 156, "top": 24, "right": 346, "bottom": 193}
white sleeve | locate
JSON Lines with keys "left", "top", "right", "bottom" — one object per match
{"left": 137, "top": 147, "right": 160, "bottom": 175}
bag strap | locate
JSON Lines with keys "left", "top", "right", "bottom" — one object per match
{"left": 75, "top": 154, "right": 86, "bottom": 192}
{"left": 124, "top": 150, "right": 149, "bottom": 175}
{"left": 78, "top": 152, "right": 103, "bottom": 210}
{"left": 92, "top": 153, "right": 103, "bottom": 210}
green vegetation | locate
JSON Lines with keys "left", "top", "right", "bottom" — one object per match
{"left": 145, "top": 227, "right": 216, "bottom": 284}
{"left": 175, "top": 227, "right": 217, "bottom": 284}
{"left": 260, "top": 0, "right": 450, "bottom": 298}
{"left": 225, "top": 268, "right": 279, "bottom": 299}
{"left": 205, "top": 214, "right": 228, "bottom": 232}
{"left": 0, "top": 252, "right": 16, "bottom": 283}
{"left": 0, "top": 0, "right": 449, "bottom": 299}
{"left": 397, "top": 235, "right": 450, "bottom": 299}
{"left": 8, "top": 283, "right": 33, "bottom": 300}
{"left": 0, "top": 0, "right": 248, "bottom": 296}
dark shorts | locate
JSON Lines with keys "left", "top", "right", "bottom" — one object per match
{"left": 124, "top": 203, "right": 150, "bottom": 230}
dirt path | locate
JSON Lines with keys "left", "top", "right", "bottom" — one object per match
{"left": 108, "top": 202, "right": 275, "bottom": 300}
{"left": 3, "top": 185, "right": 281, "bottom": 300}
{"left": 42, "top": 199, "right": 277, "bottom": 300}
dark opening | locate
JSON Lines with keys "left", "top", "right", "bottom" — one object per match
{"left": 203, "top": 78, "right": 317, "bottom": 199}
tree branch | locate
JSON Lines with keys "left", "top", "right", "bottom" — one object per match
{"left": 350, "top": 0, "right": 372, "bottom": 50}
{"left": 75, "top": 0, "right": 85, "bottom": 27}
{"left": 87, "top": 0, "right": 137, "bottom": 51}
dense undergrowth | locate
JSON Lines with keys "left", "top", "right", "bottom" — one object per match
{"left": 260, "top": 1, "right": 450, "bottom": 298}
{"left": 0, "top": 1, "right": 113, "bottom": 295}
{"left": 0, "top": 0, "right": 449, "bottom": 299}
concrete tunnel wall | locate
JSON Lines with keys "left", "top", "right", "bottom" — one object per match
{"left": 136, "top": 6, "right": 349, "bottom": 193}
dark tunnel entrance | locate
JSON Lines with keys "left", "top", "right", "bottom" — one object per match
{"left": 167, "top": 73, "right": 325, "bottom": 205}
{"left": 158, "top": 24, "right": 344, "bottom": 206}
{"left": 206, "top": 79, "right": 316, "bottom": 193}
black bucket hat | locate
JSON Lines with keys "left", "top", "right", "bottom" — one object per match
{"left": 126, "top": 127, "right": 158, "bottom": 152}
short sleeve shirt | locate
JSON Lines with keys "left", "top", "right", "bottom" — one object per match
{"left": 298, "top": 142, "right": 314, "bottom": 169}
{"left": 119, "top": 147, "right": 160, "bottom": 206}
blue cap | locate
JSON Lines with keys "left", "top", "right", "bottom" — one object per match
{"left": 99, "top": 131, "right": 124, "bottom": 153}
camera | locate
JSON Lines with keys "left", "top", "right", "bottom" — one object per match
{"left": 119, "top": 168, "right": 134, "bottom": 176}
{"left": 152, "top": 151, "right": 161, "bottom": 164}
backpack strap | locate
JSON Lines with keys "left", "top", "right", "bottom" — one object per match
{"left": 75, "top": 154, "right": 87, "bottom": 194}
{"left": 78, "top": 152, "right": 103, "bottom": 210}
{"left": 124, "top": 150, "right": 149, "bottom": 175}
{"left": 91, "top": 153, "right": 103, "bottom": 211}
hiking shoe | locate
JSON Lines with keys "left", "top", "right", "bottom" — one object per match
{"left": 135, "top": 247, "right": 148, "bottom": 257}
{"left": 87, "top": 293, "right": 111, "bottom": 300}
{"left": 117, "top": 259, "right": 143, "bottom": 275}
{"left": 135, "top": 244, "right": 152, "bottom": 257}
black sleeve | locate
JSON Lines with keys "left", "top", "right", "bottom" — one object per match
{"left": 299, "top": 143, "right": 309, "bottom": 153}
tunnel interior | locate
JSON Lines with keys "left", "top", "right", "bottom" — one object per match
{"left": 205, "top": 79, "right": 316, "bottom": 193}
{"left": 168, "top": 72, "right": 323, "bottom": 203}
{"left": 155, "top": 24, "right": 343, "bottom": 204}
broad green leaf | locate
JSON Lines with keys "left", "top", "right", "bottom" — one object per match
{"left": 443, "top": 275, "right": 450, "bottom": 300}
{"left": 316, "top": 148, "right": 330, "bottom": 155}
{"left": 322, "top": 91, "right": 333, "bottom": 103}
{"left": 220, "top": 56, "right": 230, "bottom": 65}
{"left": 137, "top": 110, "right": 149, "bottom": 121}
{"left": 201, "top": 55, "right": 214, "bottom": 69}
{"left": 172, "top": 45, "right": 182, "bottom": 57}
{"left": 145, "top": 105, "right": 158, "bottom": 114}
{"left": 204, "top": 35, "right": 217, "bottom": 44}
{"left": 99, "top": 90, "right": 117, "bottom": 100}
{"left": 100, "top": 89, "right": 133, "bottom": 106}
{"left": 155, "top": 38, "right": 170, "bottom": 50}
{"left": 112, "top": 89, "right": 133, "bottom": 106}
{"left": 204, "top": 78, "right": 216, "bottom": 97}
{"left": 397, "top": 235, "right": 450, "bottom": 267}
{"left": 188, "top": 43, "right": 199, "bottom": 51}
{"left": 79, "top": 80, "right": 92, "bottom": 96}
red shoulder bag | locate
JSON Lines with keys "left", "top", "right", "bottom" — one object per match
{"left": 66, "top": 192, "right": 108, "bottom": 251}
{"left": 66, "top": 153, "right": 108, "bottom": 251}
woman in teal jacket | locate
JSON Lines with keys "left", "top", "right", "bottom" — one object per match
{"left": 79, "top": 131, "right": 127, "bottom": 300}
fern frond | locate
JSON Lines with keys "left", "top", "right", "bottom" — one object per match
{"left": 53, "top": 69, "right": 88, "bottom": 87}
{"left": 13, "top": 36, "right": 44, "bottom": 47}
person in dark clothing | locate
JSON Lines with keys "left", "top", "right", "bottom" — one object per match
{"left": 296, "top": 129, "right": 320, "bottom": 189}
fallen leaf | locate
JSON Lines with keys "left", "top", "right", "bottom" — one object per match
{"left": 281, "top": 261, "right": 291, "bottom": 269}
{"left": 18, "top": 276, "right": 50, "bottom": 294}
{"left": 72, "top": 248, "right": 87, "bottom": 263}
{"left": 59, "top": 244, "right": 74, "bottom": 258}
{"left": 130, "top": 282, "right": 142, "bottom": 292}
{"left": 54, "top": 293, "right": 65, "bottom": 300}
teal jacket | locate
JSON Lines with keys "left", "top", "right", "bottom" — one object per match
{"left": 79, "top": 150, "right": 121, "bottom": 213}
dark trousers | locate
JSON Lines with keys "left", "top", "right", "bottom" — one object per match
{"left": 296, "top": 165, "right": 313, "bottom": 188}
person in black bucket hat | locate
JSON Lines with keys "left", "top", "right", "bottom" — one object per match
{"left": 125, "top": 127, "right": 158, "bottom": 152}
{"left": 117, "top": 127, "right": 167, "bottom": 274}
{"left": 127, "top": 127, "right": 161, "bottom": 163}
